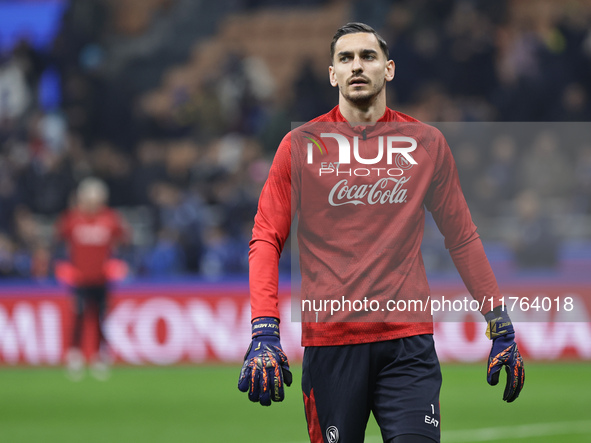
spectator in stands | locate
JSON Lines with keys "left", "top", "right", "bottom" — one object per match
{"left": 200, "top": 224, "right": 248, "bottom": 278}
{"left": 453, "top": 141, "right": 488, "bottom": 215}
{"left": 510, "top": 189, "right": 559, "bottom": 269}
{"left": 131, "top": 138, "right": 167, "bottom": 206}
{"left": 0, "top": 233, "right": 18, "bottom": 277}
{"left": 486, "top": 135, "right": 519, "bottom": 201}
{"left": 0, "top": 53, "right": 31, "bottom": 122}
{"left": 12, "top": 38, "right": 46, "bottom": 103}
{"left": 148, "top": 180, "right": 207, "bottom": 274}
{"left": 91, "top": 141, "right": 135, "bottom": 206}
{"left": 13, "top": 206, "right": 42, "bottom": 271}
{"left": 573, "top": 144, "right": 591, "bottom": 214}
{"left": 0, "top": 168, "right": 18, "bottom": 236}
{"left": 521, "top": 131, "right": 574, "bottom": 201}
{"left": 142, "top": 228, "right": 185, "bottom": 277}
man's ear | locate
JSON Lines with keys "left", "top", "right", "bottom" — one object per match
{"left": 329, "top": 65, "right": 338, "bottom": 87}
{"left": 385, "top": 60, "right": 395, "bottom": 82}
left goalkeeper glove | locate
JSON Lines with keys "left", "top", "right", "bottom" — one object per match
{"left": 238, "top": 317, "right": 292, "bottom": 406}
{"left": 485, "top": 306, "right": 525, "bottom": 402}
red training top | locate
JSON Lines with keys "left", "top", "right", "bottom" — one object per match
{"left": 57, "top": 207, "right": 127, "bottom": 286}
{"left": 249, "top": 105, "right": 502, "bottom": 346}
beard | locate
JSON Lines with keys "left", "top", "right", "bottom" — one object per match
{"left": 340, "top": 77, "right": 386, "bottom": 106}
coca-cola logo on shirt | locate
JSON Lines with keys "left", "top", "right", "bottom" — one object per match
{"left": 73, "top": 224, "right": 111, "bottom": 245}
{"left": 328, "top": 177, "right": 410, "bottom": 206}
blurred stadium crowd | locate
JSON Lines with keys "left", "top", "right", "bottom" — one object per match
{"left": 0, "top": 0, "right": 590, "bottom": 279}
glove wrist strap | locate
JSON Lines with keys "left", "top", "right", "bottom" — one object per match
{"left": 251, "top": 317, "right": 280, "bottom": 339}
{"left": 484, "top": 306, "right": 514, "bottom": 340}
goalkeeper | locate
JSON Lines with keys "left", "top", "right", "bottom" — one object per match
{"left": 239, "top": 22, "right": 524, "bottom": 443}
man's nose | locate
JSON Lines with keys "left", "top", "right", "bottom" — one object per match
{"left": 351, "top": 56, "right": 363, "bottom": 72}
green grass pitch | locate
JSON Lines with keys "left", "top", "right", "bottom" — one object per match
{"left": 0, "top": 362, "right": 590, "bottom": 442}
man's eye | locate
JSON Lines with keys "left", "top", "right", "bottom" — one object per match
{"left": 364, "top": 55, "right": 375, "bottom": 60}
{"left": 340, "top": 56, "right": 350, "bottom": 62}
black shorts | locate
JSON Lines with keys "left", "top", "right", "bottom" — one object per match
{"left": 73, "top": 285, "right": 108, "bottom": 317}
{"left": 302, "top": 334, "right": 441, "bottom": 443}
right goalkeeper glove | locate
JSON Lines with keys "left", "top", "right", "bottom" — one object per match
{"left": 238, "top": 317, "right": 292, "bottom": 406}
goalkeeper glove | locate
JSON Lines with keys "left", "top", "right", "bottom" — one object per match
{"left": 238, "top": 317, "right": 292, "bottom": 406}
{"left": 485, "top": 306, "right": 525, "bottom": 402}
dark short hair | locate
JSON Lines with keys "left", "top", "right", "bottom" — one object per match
{"left": 330, "top": 22, "right": 389, "bottom": 62}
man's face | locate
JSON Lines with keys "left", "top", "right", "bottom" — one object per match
{"left": 329, "top": 32, "right": 394, "bottom": 106}
{"left": 78, "top": 188, "right": 106, "bottom": 214}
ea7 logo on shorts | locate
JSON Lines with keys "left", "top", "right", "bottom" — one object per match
{"left": 425, "top": 415, "right": 439, "bottom": 427}
{"left": 326, "top": 425, "right": 339, "bottom": 443}
{"left": 306, "top": 134, "right": 418, "bottom": 166}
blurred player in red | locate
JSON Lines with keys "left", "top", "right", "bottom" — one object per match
{"left": 238, "top": 23, "right": 525, "bottom": 442}
{"left": 57, "top": 177, "right": 129, "bottom": 380}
